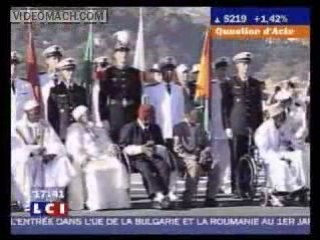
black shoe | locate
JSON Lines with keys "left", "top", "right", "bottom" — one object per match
{"left": 182, "top": 201, "right": 196, "bottom": 209}
{"left": 298, "top": 189, "right": 309, "bottom": 206}
{"left": 160, "top": 196, "right": 171, "bottom": 210}
{"left": 204, "top": 198, "right": 219, "bottom": 207}
{"left": 151, "top": 201, "right": 162, "bottom": 210}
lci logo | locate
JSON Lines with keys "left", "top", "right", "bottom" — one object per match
{"left": 30, "top": 202, "right": 68, "bottom": 217}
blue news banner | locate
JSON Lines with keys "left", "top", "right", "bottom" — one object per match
{"left": 211, "top": 7, "right": 310, "bottom": 25}
{"left": 11, "top": 216, "right": 310, "bottom": 234}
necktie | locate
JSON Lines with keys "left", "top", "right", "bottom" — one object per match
{"left": 166, "top": 83, "right": 171, "bottom": 94}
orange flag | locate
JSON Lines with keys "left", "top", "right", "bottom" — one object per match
{"left": 195, "top": 28, "right": 212, "bottom": 99}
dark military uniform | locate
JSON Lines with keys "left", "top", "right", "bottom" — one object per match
{"left": 99, "top": 65, "right": 142, "bottom": 142}
{"left": 221, "top": 76, "right": 263, "bottom": 192}
{"left": 48, "top": 82, "right": 87, "bottom": 141}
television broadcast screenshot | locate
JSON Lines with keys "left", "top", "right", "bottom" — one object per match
{"left": 10, "top": 6, "right": 310, "bottom": 235}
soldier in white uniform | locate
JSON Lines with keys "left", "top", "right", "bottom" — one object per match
{"left": 147, "top": 64, "right": 163, "bottom": 84}
{"left": 211, "top": 57, "right": 232, "bottom": 194}
{"left": 176, "top": 64, "right": 193, "bottom": 113}
{"left": 39, "top": 45, "right": 64, "bottom": 121}
{"left": 11, "top": 51, "right": 34, "bottom": 121}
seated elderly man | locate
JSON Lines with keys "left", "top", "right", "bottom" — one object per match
{"left": 275, "top": 90, "right": 308, "bottom": 143}
{"left": 173, "top": 108, "right": 220, "bottom": 208}
{"left": 65, "top": 106, "right": 130, "bottom": 211}
{"left": 119, "top": 104, "right": 174, "bottom": 210}
{"left": 13, "top": 100, "right": 76, "bottom": 211}
{"left": 254, "top": 103, "right": 308, "bottom": 206}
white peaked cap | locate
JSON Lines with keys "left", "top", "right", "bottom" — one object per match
{"left": 56, "top": 58, "right": 77, "bottom": 70}
{"left": 72, "top": 105, "right": 88, "bottom": 121}
{"left": 176, "top": 64, "right": 190, "bottom": 74}
{"left": 42, "top": 45, "right": 64, "bottom": 57}
{"left": 11, "top": 51, "right": 22, "bottom": 63}
{"left": 94, "top": 56, "right": 109, "bottom": 64}
{"left": 150, "top": 63, "right": 161, "bottom": 72}
{"left": 232, "top": 52, "right": 253, "bottom": 63}
{"left": 275, "top": 90, "right": 293, "bottom": 101}
{"left": 113, "top": 30, "right": 131, "bottom": 44}
{"left": 191, "top": 64, "right": 200, "bottom": 73}
{"left": 24, "top": 99, "right": 39, "bottom": 111}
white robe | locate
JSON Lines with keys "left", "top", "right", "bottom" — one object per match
{"left": 66, "top": 122, "right": 130, "bottom": 211}
{"left": 13, "top": 116, "right": 76, "bottom": 208}
{"left": 254, "top": 119, "right": 306, "bottom": 192}
{"left": 143, "top": 82, "right": 185, "bottom": 139}
{"left": 13, "top": 78, "right": 34, "bottom": 121}
{"left": 211, "top": 79, "right": 231, "bottom": 192}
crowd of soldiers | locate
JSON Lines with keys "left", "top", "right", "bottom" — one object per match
{"left": 11, "top": 31, "right": 310, "bottom": 211}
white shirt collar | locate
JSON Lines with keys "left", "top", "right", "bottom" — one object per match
{"left": 137, "top": 119, "right": 148, "bottom": 130}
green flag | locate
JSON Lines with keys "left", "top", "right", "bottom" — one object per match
{"left": 81, "top": 24, "right": 94, "bottom": 111}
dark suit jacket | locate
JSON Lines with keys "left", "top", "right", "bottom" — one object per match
{"left": 173, "top": 121, "right": 209, "bottom": 159}
{"left": 119, "top": 121, "right": 165, "bottom": 148}
{"left": 48, "top": 82, "right": 87, "bottom": 139}
{"left": 221, "top": 76, "right": 263, "bottom": 136}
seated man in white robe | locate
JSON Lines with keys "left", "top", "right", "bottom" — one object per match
{"left": 254, "top": 103, "right": 308, "bottom": 206}
{"left": 14, "top": 100, "right": 76, "bottom": 211}
{"left": 65, "top": 106, "right": 130, "bottom": 211}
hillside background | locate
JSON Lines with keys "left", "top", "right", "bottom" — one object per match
{"left": 11, "top": 7, "right": 310, "bottom": 90}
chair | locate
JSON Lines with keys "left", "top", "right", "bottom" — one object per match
{"left": 235, "top": 128, "right": 269, "bottom": 204}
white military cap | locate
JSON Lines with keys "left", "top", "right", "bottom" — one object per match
{"left": 42, "top": 45, "right": 64, "bottom": 58}
{"left": 191, "top": 64, "right": 200, "bottom": 73}
{"left": 274, "top": 90, "right": 293, "bottom": 102}
{"left": 72, "top": 105, "right": 88, "bottom": 121}
{"left": 11, "top": 51, "right": 22, "bottom": 64}
{"left": 24, "top": 99, "right": 39, "bottom": 111}
{"left": 232, "top": 52, "right": 253, "bottom": 63}
{"left": 149, "top": 64, "right": 161, "bottom": 72}
{"left": 160, "top": 56, "right": 177, "bottom": 70}
{"left": 56, "top": 58, "right": 76, "bottom": 71}
{"left": 268, "top": 103, "right": 285, "bottom": 118}
{"left": 94, "top": 56, "right": 109, "bottom": 65}
{"left": 113, "top": 30, "right": 131, "bottom": 52}
{"left": 176, "top": 64, "right": 190, "bottom": 74}
{"left": 213, "top": 56, "right": 230, "bottom": 68}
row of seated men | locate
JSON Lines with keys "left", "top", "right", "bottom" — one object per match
{"left": 11, "top": 98, "right": 308, "bottom": 211}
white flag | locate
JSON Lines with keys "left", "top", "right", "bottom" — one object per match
{"left": 133, "top": 8, "right": 146, "bottom": 72}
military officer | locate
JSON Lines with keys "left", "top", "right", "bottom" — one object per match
{"left": 98, "top": 31, "right": 142, "bottom": 143}
{"left": 11, "top": 51, "right": 35, "bottom": 121}
{"left": 47, "top": 58, "right": 87, "bottom": 142}
{"left": 176, "top": 64, "right": 193, "bottom": 113}
{"left": 221, "top": 52, "right": 263, "bottom": 196}
{"left": 189, "top": 64, "right": 199, "bottom": 102}
{"left": 148, "top": 64, "right": 163, "bottom": 84}
{"left": 92, "top": 56, "right": 110, "bottom": 126}
{"left": 39, "top": 45, "right": 64, "bottom": 121}
{"left": 211, "top": 57, "right": 232, "bottom": 194}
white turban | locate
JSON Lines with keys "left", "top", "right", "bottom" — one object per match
{"left": 72, "top": 106, "right": 88, "bottom": 121}
{"left": 24, "top": 99, "right": 39, "bottom": 112}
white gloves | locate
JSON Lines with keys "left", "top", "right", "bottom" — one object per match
{"left": 225, "top": 128, "right": 233, "bottom": 139}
